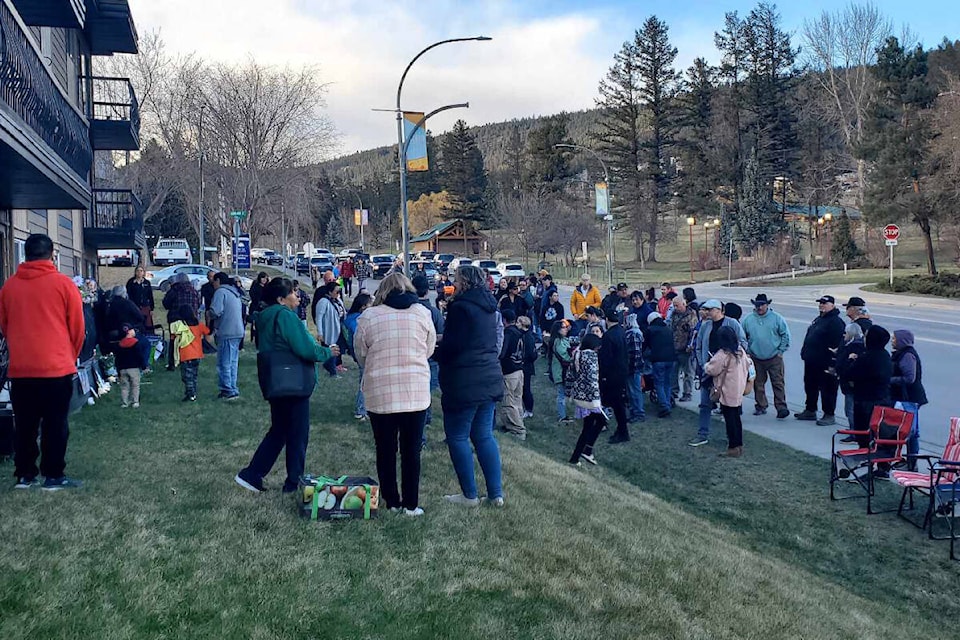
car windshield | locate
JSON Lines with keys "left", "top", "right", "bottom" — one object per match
{"left": 372, "top": 257, "right": 392, "bottom": 263}
{"left": 505, "top": 264, "right": 523, "bottom": 270}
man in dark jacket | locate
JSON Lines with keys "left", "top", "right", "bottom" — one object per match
{"left": 843, "top": 296, "right": 873, "bottom": 333}
{"left": 498, "top": 310, "right": 526, "bottom": 440}
{"left": 797, "top": 295, "right": 846, "bottom": 425}
{"left": 599, "top": 303, "right": 630, "bottom": 443}
{"left": 498, "top": 281, "right": 530, "bottom": 319}
{"left": 646, "top": 312, "right": 677, "bottom": 418}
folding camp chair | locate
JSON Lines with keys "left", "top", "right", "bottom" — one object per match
{"left": 830, "top": 405, "right": 914, "bottom": 515}
{"left": 892, "top": 417, "right": 960, "bottom": 560}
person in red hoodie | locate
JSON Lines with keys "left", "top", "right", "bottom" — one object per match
{"left": 340, "top": 258, "right": 355, "bottom": 297}
{"left": 657, "top": 282, "right": 676, "bottom": 319}
{"left": 0, "top": 234, "right": 85, "bottom": 491}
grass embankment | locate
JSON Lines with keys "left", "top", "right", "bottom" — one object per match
{"left": 872, "top": 272, "right": 960, "bottom": 298}
{"left": 0, "top": 348, "right": 955, "bottom": 639}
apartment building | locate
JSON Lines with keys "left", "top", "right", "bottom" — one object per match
{"left": 0, "top": 0, "right": 142, "bottom": 284}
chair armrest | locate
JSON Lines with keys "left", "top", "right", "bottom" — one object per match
{"left": 875, "top": 439, "right": 907, "bottom": 446}
{"left": 835, "top": 429, "right": 869, "bottom": 436}
{"left": 935, "top": 459, "right": 960, "bottom": 469}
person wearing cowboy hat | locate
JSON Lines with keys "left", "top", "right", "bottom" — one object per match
{"left": 797, "top": 295, "right": 846, "bottom": 425}
{"left": 741, "top": 293, "right": 792, "bottom": 419}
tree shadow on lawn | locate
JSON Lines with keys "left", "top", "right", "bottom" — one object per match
{"left": 522, "top": 372, "right": 959, "bottom": 625}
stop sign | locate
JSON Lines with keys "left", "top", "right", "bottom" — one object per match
{"left": 883, "top": 224, "right": 900, "bottom": 241}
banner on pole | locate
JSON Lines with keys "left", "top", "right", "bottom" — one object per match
{"left": 403, "top": 112, "right": 429, "bottom": 172}
{"left": 354, "top": 209, "right": 369, "bottom": 226}
{"left": 595, "top": 182, "right": 609, "bottom": 216}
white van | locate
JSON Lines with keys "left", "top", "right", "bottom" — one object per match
{"left": 151, "top": 238, "right": 192, "bottom": 266}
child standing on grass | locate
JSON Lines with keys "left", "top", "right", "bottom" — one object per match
{"left": 704, "top": 325, "right": 751, "bottom": 458}
{"left": 569, "top": 333, "right": 604, "bottom": 466}
{"left": 171, "top": 304, "right": 210, "bottom": 402}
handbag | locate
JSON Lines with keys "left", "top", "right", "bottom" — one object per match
{"left": 257, "top": 313, "right": 316, "bottom": 400}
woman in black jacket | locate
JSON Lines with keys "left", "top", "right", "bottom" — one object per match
{"left": 646, "top": 312, "right": 678, "bottom": 418}
{"left": 248, "top": 272, "right": 270, "bottom": 348}
{"left": 435, "top": 265, "right": 505, "bottom": 507}
{"left": 126, "top": 266, "right": 155, "bottom": 330}
{"left": 834, "top": 322, "right": 865, "bottom": 429}
{"left": 846, "top": 325, "right": 893, "bottom": 452}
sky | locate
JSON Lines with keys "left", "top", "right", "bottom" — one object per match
{"left": 128, "top": 0, "right": 956, "bottom": 157}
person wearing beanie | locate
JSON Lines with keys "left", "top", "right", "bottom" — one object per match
{"left": 890, "top": 329, "right": 927, "bottom": 470}
{"left": 846, "top": 325, "right": 893, "bottom": 455}
{"left": 645, "top": 311, "right": 677, "bottom": 418}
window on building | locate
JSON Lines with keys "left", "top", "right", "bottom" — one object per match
{"left": 14, "top": 240, "right": 26, "bottom": 266}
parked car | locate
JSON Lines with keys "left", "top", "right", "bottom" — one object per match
{"left": 310, "top": 256, "right": 334, "bottom": 274}
{"left": 266, "top": 253, "right": 284, "bottom": 266}
{"left": 415, "top": 250, "right": 436, "bottom": 261}
{"left": 409, "top": 261, "right": 438, "bottom": 289}
{"left": 337, "top": 248, "right": 361, "bottom": 260}
{"left": 295, "top": 254, "right": 310, "bottom": 274}
{"left": 434, "top": 253, "right": 455, "bottom": 271}
{"left": 487, "top": 269, "right": 503, "bottom": 286}
{"left": 145, "top": 264, "right": 210, "bottom": 292}
{"left": 370, "top": 254, "right": 395, "bottom": 278}
{"left": 448, "top": 257, "right": 474, "bottom": 271}
{"left": 476, "top": 260, "right": 497, "bottom": 273}
{"left": 315, "top": 248, "right": 334, "bottom": 260}
{"left": 151, "top": 238, "right": 192, "bottom": 266}
{"left": 98, "top": 249, "right": 140, "bottom": 267}
{"left": 498, "top": 263, "right": 526, "bottom": 280}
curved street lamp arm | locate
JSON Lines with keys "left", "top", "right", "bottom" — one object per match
{"left": 402, "top": 103, "right": 470, "bottom": 158}
{"left": 554, "top": 143, "right": 609, "bottom": 184}
{"left": 396, "top": 37, "right": 491, "bottom": 110}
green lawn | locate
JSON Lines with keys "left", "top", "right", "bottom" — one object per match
{"left": 0, "top": 346, "right": 954, "bottom": 639}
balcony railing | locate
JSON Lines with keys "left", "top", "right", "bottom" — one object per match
{"left": 0, "top": 0, "right": 91, "bottom": 178}
{"left": 86, "top": 188, "right": 142, "bottom": 230}
{"left": 9, "top": 0, "right": 85, "bottom": 29}
{"left": 90, "top": 75, "right": 140, "bottom": 150}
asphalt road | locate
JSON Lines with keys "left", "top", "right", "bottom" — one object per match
{"left": 556, "top": 279, "right": 959, "bottom": 456}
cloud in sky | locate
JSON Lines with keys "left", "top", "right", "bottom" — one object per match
{"left": 128, "top": 0, "right": 729, "bottom": 156}
{"left": 133, "top": 0, "right": 956, "bottom": 156}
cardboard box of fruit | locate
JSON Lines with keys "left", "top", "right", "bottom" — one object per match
{"left": 298, "top": 474, "right": 379, "bottom": 520}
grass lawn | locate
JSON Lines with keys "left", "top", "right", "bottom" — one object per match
{"left": 1, "top": 345, "right": 955, "bottom": 639}
{"left": 731, "top": 267, "right": 930, "bottom": 288}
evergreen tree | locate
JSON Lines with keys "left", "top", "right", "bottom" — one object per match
{"left": 676, "top": 57, "right": 718, "bottom": 221}
{"left": 857, "top": 37, "right": 940, "bottom": 275}
{"left": 595, "top": 35, "right": 647, "bottom": 263}
{"left": 502, "top": 124, "right": 526, "bottom": 196}
{"left": 736, "top": 146, "right": 784, "bottom": 254}
{"left": 830, "top": 213, "right": 863, "bottom": 266}
{"left": 524, "top": 113, "right": 574, "bottom": 195}
{"left": 439, "top": 120, "right": 488, "bottom": 226}
{"left": 714, "top": 11, "right": 747, "bottom": 209}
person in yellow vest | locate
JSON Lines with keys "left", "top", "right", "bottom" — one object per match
{"left": 570, "top": 273, "right": 602, "bottom": 333}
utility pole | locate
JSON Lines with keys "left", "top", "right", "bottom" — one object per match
{"left": 198, "top": 104, "right": 206, "bottom": 266}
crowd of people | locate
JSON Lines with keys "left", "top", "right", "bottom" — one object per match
{"left": 0, "top": 233, "right": 928, "bottom": 502}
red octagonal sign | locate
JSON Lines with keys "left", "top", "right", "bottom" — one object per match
{"left": 883, "top": 224, "right": 900, "bottom": 241}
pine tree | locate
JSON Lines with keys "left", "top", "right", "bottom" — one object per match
{"left": 524, "top": 113, "right": 574, "bottom": 195}
{"left": 439, "top": 119, "right": 488, "bottom": 226}
{"left": 676, "top": 57, "right": 719, "bottom": 221}
{"left": 595, "top": 36, "right": 647, "bottom": 263}
{"left": 736, "top": 146, "right": 784, "bottom": 254}
{"left": 830, "top": 213, "right": 863, "bottom": 266}
{"left": 635, "top": 15, "right": 680, "bottom": 262}
{"left": 857, "top": 37, "right": 940, "bottom": 275}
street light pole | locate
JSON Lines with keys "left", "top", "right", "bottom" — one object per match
{"left": 396, "top": 36, "right": 491, "bottom": 278}
{"left": 687, "top": 217, "right": 696, "bottom": 283}
{"left": 554, "top": 143, "right": 612, "bottom": 284}
{"left": 198, "top": 103, "right": 205, "bottom": 266}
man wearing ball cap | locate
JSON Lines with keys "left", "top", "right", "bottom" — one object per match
{"left": 796, "top": 295, "right": 846, "bottom": 425}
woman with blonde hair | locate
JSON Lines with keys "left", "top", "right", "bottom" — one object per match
{"left": 354, "top": 272, "right": 436, "bottom": 516}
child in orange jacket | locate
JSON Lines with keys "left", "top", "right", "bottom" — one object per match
{"left": 171, "top": 305, "right": 210, "bottom": 402}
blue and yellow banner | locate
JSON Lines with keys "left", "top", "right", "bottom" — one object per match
{"left": 403, "top": 111, "right": 429, "bottom": 172}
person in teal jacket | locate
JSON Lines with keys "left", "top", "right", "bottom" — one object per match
{"left": 741, "top": 293, "right": 792, "bottom": 419}
{"left": 235, "top": 278, "right": 338, "bottom": 494}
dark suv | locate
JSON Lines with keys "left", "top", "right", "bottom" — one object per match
{"left": 371, "top": 255, "right": 394, "bottom": 278}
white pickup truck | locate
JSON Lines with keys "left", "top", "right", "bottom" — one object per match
{"left": 151, "top": 238, "right": 192, "bottom": 266}
{"left": 97, "top": 249, "right": 140, "bottom": 267}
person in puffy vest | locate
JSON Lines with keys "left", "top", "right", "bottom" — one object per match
{"left": 890, "top": 330, "right": 927, "bottom": 471}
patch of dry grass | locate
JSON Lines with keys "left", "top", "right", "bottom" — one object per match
{"left": 0, "top": 350, "right": 950, "bottom": 639}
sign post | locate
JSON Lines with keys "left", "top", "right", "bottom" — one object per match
{"left": 883, "top": 224, "right": 900, "bottom": 286}
{"left": 354, "top": 208, "right": 369, "bottom": 250}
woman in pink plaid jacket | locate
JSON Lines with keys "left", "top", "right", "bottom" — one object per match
{"left": 354, "top": 273, "right": 436, "bottom": 517}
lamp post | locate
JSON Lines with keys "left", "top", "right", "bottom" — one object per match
{"left": 396, "top": 36, "right": 491, "bottom": 278}
{"left": 824, "top": 212, "right": 833, "bottom": 267}
{"left": 553, "top": 143, "right": 612, "bottom": 284}
{"left": 817, "top": 217, "right": 825, "bottom": 262}
{"left": 197, "top": 103, "right": 206, "bottom": 266}
{"left": 687, "top": 217, "right": 696, "bottom": 283}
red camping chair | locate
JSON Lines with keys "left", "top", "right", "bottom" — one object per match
{"left": 893, "top": 417, "right": 960, "bottom": 560}
{"left": 830, "top": 405, "right": 914, "bottom": 515}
